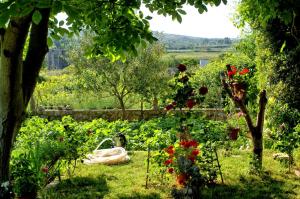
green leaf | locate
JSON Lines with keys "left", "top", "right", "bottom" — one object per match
{"left": 32, "top": 10, "right": 42, "bottom": 25}
{"left": 139, "top": 11, "right": 143, "bottom": 18}
{"left": 51, "top": 33, "right": 61, "bottom": 41}
{"left": 52, "top": 1, "right": 63, "bottom": 14}
{"left": 18, "top": 5, "right": 34, "bottom": 17}
{"left": 47, "top": 37, "right": 53, "bottom": 47}
{"left": 0, "top": 12, "right": 10, "bottom": 28}
{"left": 145, "top": 16, "right": 152, "bottom": 20}
{"left": 280, "top": 40, "right": 286, "bottom": 53}
{"left": 177, "top": 9, "right": 186, "bottom": 15}
{"left": 176, "top": 13, "right": 182, "bottom": 23}
{"left": 63, "top": 4, "right": 78, "bottom": 19}
{"left": 37, "top": 0, "right": 52, "bottom": 8}
{"left": 187, "top": 0, "right": 194, "bottom": 5}
{"left": 59, "top": 20, "right": 64, "bottom": 26}
{"left": 214, "top": 0, "right": 221, "bottom": 6}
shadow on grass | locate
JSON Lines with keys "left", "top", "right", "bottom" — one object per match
{"left": 44, "top": 175, "right": 109, "bottom": 199}
{"left": 201, "top": 173, "right": 297, "bottom": 199}
{"left": 117, "top": 192, "right": 161, "bottom": 199}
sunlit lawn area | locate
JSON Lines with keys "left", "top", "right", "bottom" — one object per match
{"left": 40, "top": 149, "right": 300, "bottom": 199}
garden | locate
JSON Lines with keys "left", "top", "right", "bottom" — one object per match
{"left": 1, "top": 0, "right": 300, "bottom": 199}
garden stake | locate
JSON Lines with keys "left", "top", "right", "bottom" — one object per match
{"left": 214, "top": 148, "right": 224, "bottom": 184}
{"left": 145, "top": 145, "right": 150, "bottom": 189}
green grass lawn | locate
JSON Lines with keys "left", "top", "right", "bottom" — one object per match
{"left": 163, "top": 51, "right": 223, "bottom": 60}
{"left": 40, "top": 149, "right": 300, "bottom": 199}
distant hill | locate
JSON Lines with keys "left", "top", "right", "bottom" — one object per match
{"left": 153, "top": 32, "right": 238, "bottom": 52}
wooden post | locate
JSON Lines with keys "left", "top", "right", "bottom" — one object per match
{"left": 145, "top": 145, "right": 150, "bottom": 189}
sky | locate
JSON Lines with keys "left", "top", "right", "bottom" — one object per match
{"left": 57, "top": 1, "right": 240, "bottom": 38}
{"left": 141, "top": 1, "right": 240, "bottom": 38}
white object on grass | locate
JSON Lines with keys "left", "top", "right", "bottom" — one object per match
{"left": 83, "top": 147, "right": 130, "bottom": 165}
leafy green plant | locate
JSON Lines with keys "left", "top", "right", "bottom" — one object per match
{"left": 11, "top": 152, "right": 43, "bottom": 198}
{"left": 267, "top": 102, "right": 300, "bottom": 170}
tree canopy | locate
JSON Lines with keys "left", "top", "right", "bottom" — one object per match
{"left": 1, "top": 0, "right": 227, "bottom": 59}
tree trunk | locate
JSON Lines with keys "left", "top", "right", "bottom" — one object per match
{"left": 118, "top": 97, "right": 126, "bottom": 120}
{"left": 140, "top": 97, "right": 144, "bottom": 120}
{"left": 152, "top": 96, "right": 158, "bottom": 111}
{"left": 222, "top": 77, "right": 267, "bottom": 170}
{"left": 0, "top": 16, "right": 31, "bottom": 183}
{"left": 251, "top": 90, "right": 267, "bottom": 169}
{"left": 252, "top": 128, "right": 263, "bottom": 168}
{"left": 0, "top": 9, "right": 50, "bottom": 183}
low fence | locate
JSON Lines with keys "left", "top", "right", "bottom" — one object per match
{"left": 34, "top": 108, "right": 227, "bottom": 121}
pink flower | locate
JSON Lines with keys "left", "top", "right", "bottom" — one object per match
{"left": 237, "top": 111, "right": 245, "bottom": 117}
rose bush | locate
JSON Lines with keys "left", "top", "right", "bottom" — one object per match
{"left": 164, "top": 64, "right": 208, "bottom": 111}
{"left": 164, "top": 140, "right": 201, "bottom": 186}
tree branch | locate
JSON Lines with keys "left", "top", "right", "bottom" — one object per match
{"left": 256, "top": 90, "right": 267, "bottom": 136}
{"left": 23, "top": 8, "right": 51, "bottom": 106}
{"left": 222, "top": 79, "right": 255, "bottom": 131}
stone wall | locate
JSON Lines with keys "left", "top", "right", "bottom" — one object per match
{"left": 35, "top": 108, "right": 227, "bottom": 121}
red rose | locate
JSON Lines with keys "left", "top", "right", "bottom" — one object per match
{"left": 168, "top": 167, "right": 174, "bottom": 173}
{"left": 191, "top": 149, "right": 200, "bottom": 156}
{"left": 165, "top": 104, "right": 173, "bottom": 111}
{"left": 227, "top": 65, "right": 237, "bottom": 77}
{"left": 227, "top": 71, "right": 235, "bottom": 77}
{"left": 177, "top": 64, "right": 187, "bottom": 72}
{"left": 239, "top": 68, "right": 250, "bottom": 75}
{"left": 188, "top": 156, "right": 196, "bottom": 163}
{"left": 176, "top": 173, "right": 188, "bottom": 185}
{"left": 189, "top": 140, "right": 198, "bottom": 147}
{"left": 199, "top": 86, "right": 208, "bottom": 95}
{"left": 231, "top": 65, "right": 237, "bottom": 73}
{"left": 164, "top": 159, "right": 173, "bottom": 166}
{"left": 186, "top": 99, "right": 195, "bottom": 109}
{"left": 164, "top": 146, "right": 175, "bottom": 156}
{"left": 180, "top": 140, "right": 188, "bottom": 148}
